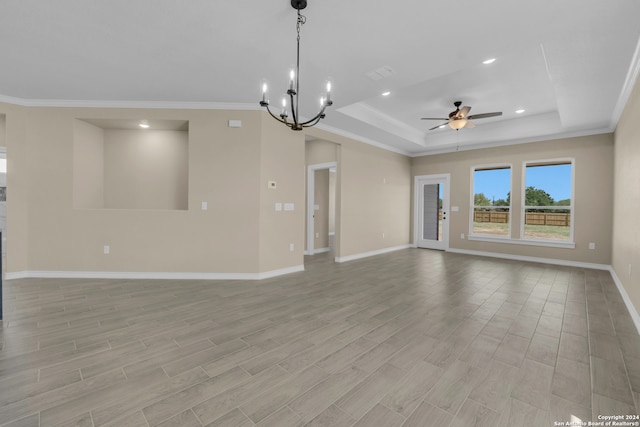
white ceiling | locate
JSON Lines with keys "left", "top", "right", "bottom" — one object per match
{"left": 1, "top": 0, "right": 639, "bottom": 156}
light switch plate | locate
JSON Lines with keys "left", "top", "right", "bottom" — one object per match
{"left": 284, "top": 203, "right": 294, "bottom": 211}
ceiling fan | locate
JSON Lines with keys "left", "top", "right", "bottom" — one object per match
{"left": 421, "top": 101, "right": 502, "bottom": 130}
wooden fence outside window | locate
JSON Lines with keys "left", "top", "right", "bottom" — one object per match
{"left": 473, "top": 211, "right": 571, "bottom": 226}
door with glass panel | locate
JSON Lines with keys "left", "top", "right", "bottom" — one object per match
{"left": 415, "top": 174, "right": 450, "bottom": 250}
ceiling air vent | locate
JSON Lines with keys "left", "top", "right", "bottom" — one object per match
{"left": 366, "top": 65, "right": 395, "bottom": 81}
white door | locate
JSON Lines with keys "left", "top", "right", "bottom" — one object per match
{"left": 415, "top": 174, "right": 450, "bottom": 250}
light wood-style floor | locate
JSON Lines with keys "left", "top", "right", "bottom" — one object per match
{"left": 0, "top": 249, "right": 639, "bottom": 426}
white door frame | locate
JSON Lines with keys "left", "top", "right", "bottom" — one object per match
{"left": 306, "top": 162, "right": 337, "bottom": 255}
{"left": 414, "top": 173, "right": 450, "bottom": 250}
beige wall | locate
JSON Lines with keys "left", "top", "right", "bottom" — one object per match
{"left": 258, "top": 118, "right": 305, "bottom": 272}
{"left": 0, "top": 104, "right": 309, "bottom": 275}
{"left": 0, "top": 114, "right": 6, "bottom": 147}
{"left": 305, "top": 128, "right": 412, "bottom": 258}
{"left": 412, "top": 134, "right": 614, "bottom": 265}
{"left": 306, "top": 139, "right": 338, "bottom": 165}
{"left": 0, "top": 100, "right": 413, "bottom": 276}
{"left": 102, "top": 129, "right": 188, "bottom": 210}
{"left": 73, "top": 120, "right": 105, "bottom": 209}
{"left": 613, "top": 77, "right": 640, "bottom": 312}
{"left": 0, "top": 95, "right": 624, "bottom": 279}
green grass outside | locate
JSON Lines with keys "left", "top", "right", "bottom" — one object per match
{"left": 473, "top": 222, "right": 570, "bottom": 240}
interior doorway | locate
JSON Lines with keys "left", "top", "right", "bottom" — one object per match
{"left": 306, "top": 162, "right": 337, "bottom": 256}
{"left": 414, "top": 174, "right": 450, "bottom": 250}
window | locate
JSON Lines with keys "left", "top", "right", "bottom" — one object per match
{"left": 471, "top": 165, "right": 511, "bottom": 237}
{"left": 522, "top": 160, "right": 573, "bottom": 242}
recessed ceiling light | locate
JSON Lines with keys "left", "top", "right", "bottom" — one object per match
{"left": 482, "top": 58, "right": 496, "bottom": 65}
{"left": 515, "top": 109, "right": 525, "bottom": 114}
{"left": 139, "top": 121, "right": 150, "bottom": 129}
{"left": 382, "top": 91, "right": 391, "bottom": 96}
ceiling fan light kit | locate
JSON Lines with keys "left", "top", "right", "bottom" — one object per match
{"left": 422, "top": 101, "right": 502, "bottom": 131}
{"left": 449, "top": 119, "right": 467, "bottom": 130}
{"left": 259, "top": 0, "right": 332, "bottom": 131}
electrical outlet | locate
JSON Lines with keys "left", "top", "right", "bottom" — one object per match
{"left": 589, "top": 242, "right": 595, "bottom": 250}
{"left": 290, "top": 243, "right": 294, "bottom": 252}
{"left": 315, "top": 232, "right": 319, "bottom": 238}
{"left": 382, "top": 232, "right": 385, "bottom": 239}
{"left": 461, "top": 233, "right": 465, "bottom": 239}
{"left": 103, "top": 245, "right": 110, "bottom": 254}
{"left": 201, "top": 201, "right": 208, "bottom": 210}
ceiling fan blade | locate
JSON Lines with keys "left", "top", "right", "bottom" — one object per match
{"left": 421, "top": 117, "right": 449, "bottom": 120}
{"left": 458, "top": 106, "right": 471, "bottom": 118}
{"left": 466, "top": 112, "right": 502, "bottom": 120}
{"left": 465, "top": 121, "right": 476, "bottom": 129}
{"left": 428, "top": 123, "right": 448, "bottom": 131}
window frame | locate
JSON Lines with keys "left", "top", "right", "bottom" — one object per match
{"left": 469, "top": 163, "right": 513, "bottom": 241}
{"left": 520, "top": 158, "right": 575, "bottom": 247}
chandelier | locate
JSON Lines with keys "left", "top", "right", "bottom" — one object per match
{"left": 260, "top": 0, "right": 332, "bottom": 131}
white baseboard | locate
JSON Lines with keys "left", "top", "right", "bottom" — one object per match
{"left": 608, "top": 267, "right": 640, "bottom": 335}
{"left": 335, "top": 244, "right": 411, "bottom": 263}
{"left": 446, "top": 248, "right": 611, "bottom": 271}
{"left": 314, "top": 247, "right": 330, "bottom": 254}
{"left": 5, "top": 265, "right": 305, "bottom": 281}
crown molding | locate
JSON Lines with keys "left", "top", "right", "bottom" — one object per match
{"left": 410, "top": 126, "right": 614, "bottom": 157}
{"left": 611, "top": 34, "right": 640, "bottom": 129}
{"left": 0, "top": 95, "right": 259, "bottom": 111}
{"left": 313, "top": 121, "right": 413, "bottom": 157}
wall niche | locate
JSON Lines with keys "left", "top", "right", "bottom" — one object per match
{"left": 74, "top": 118, "right": 189, "bottom": 210}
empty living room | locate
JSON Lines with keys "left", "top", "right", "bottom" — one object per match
{"left": 1, "top": 1, "right": 640, "bottom": 426}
